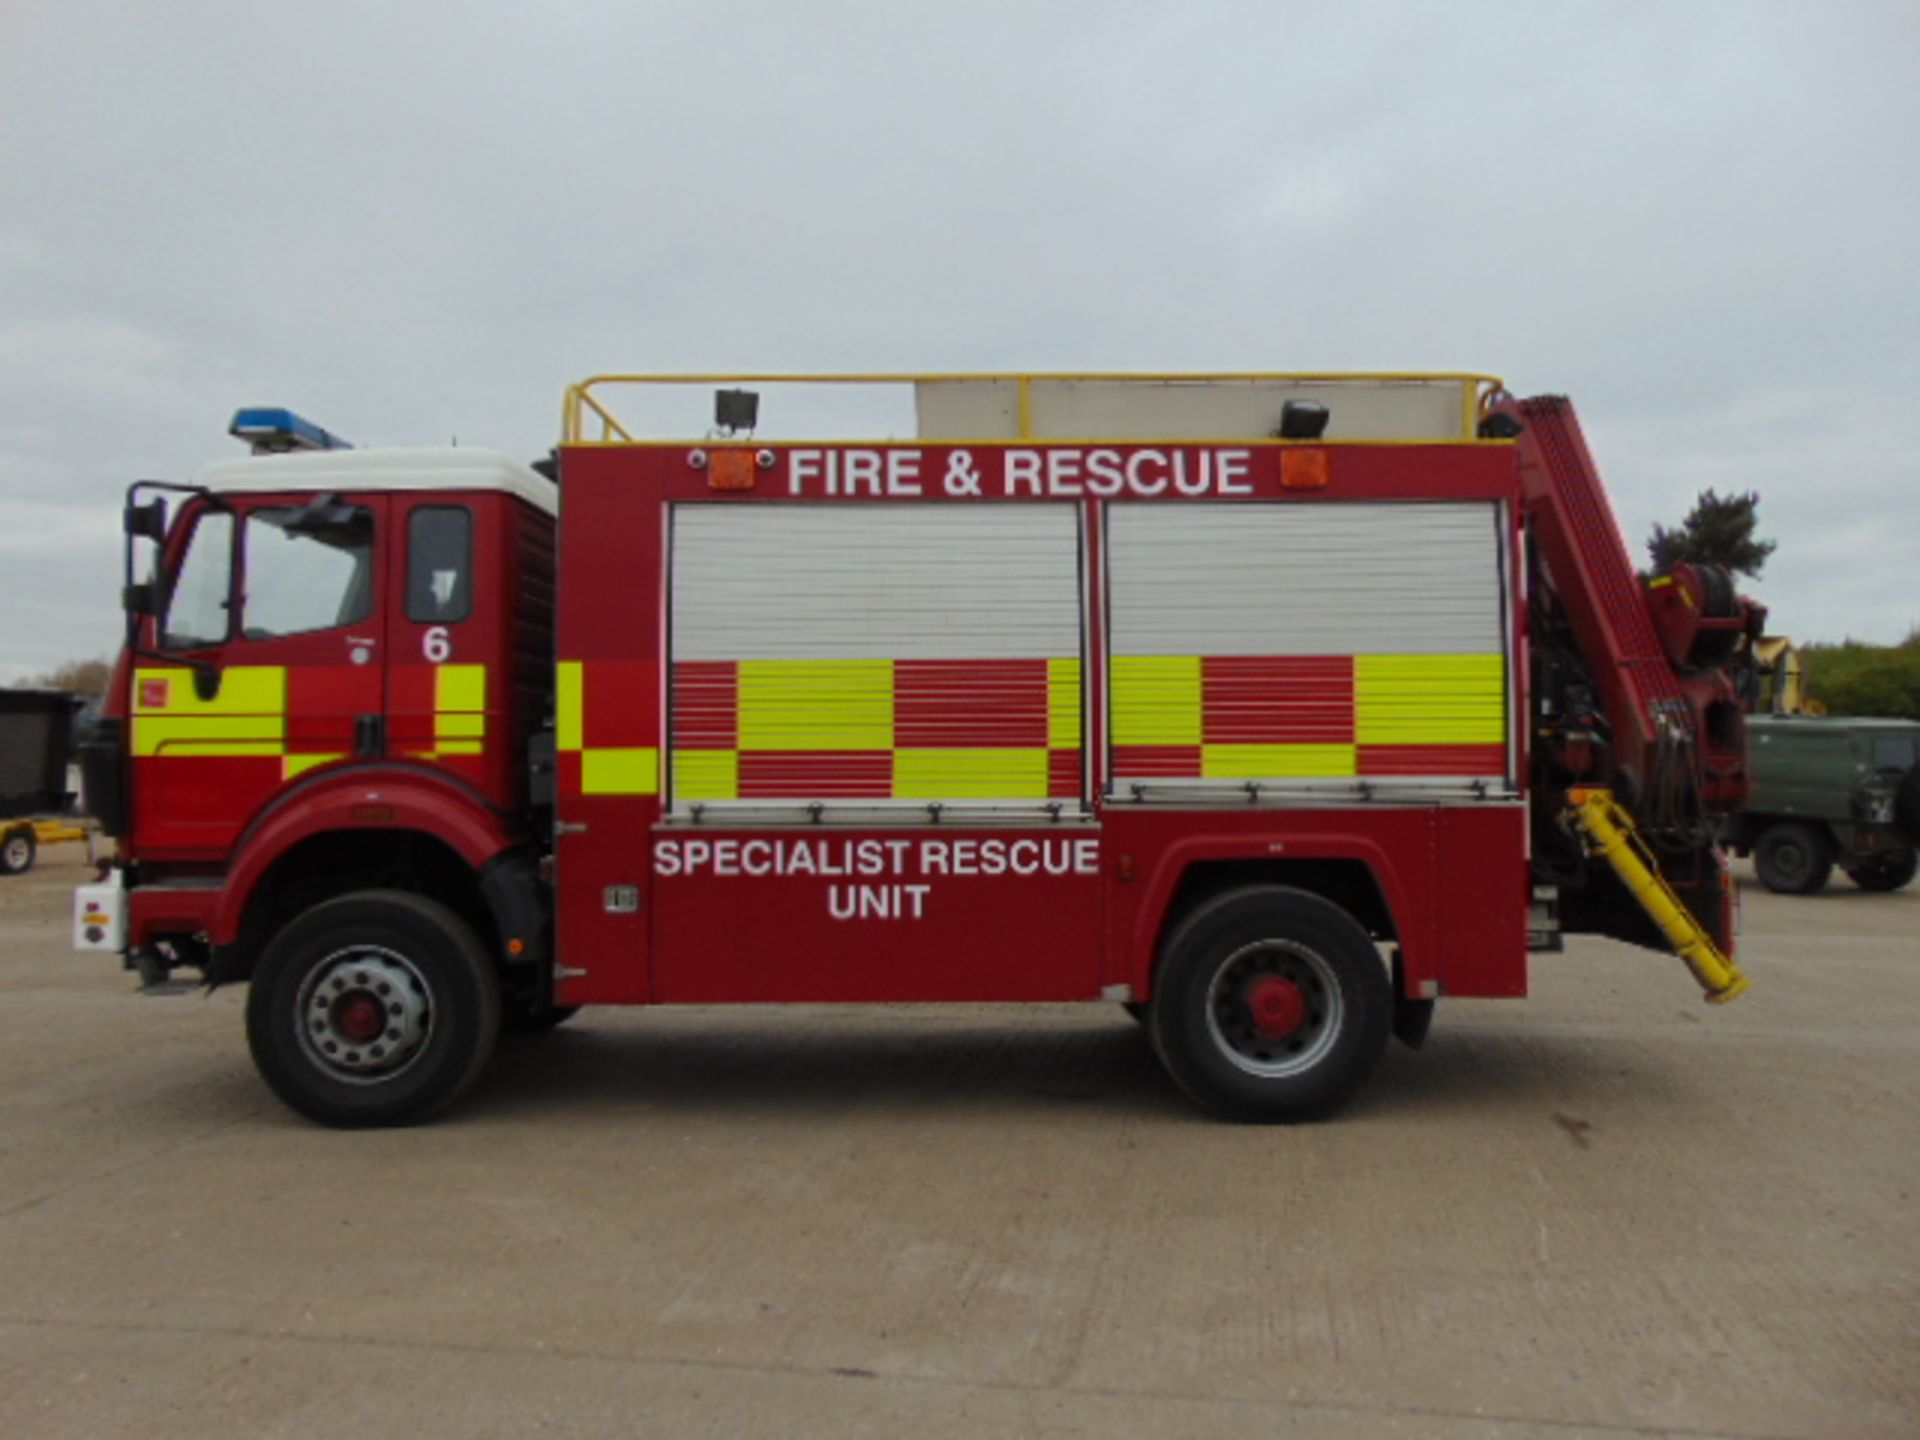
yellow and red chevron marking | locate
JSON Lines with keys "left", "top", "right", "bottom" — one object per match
{"left": 132, "top": 664, "right": 378, "bottom": 781}
{"left": 1111, "top": 653, "right": 1505, "bottom": 779}
{"left": 390, "top": 663, "right": 489, "bottom": 762}
{"left": 557, "top": 659, "right": 661, "bottom": 795}
{"left": 668, "top": 658, "right": 1082, "bottom": 802}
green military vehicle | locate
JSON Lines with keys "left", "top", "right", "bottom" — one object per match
{"left": 1727, "top": 716, "right": 1920, "bottom": 893}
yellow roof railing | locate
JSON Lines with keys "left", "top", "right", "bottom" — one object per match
{"left": 562, "top": 371, "right": 1508, "bottom": 446}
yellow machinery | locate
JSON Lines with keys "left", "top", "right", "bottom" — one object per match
{"left": 1565, "top": 788, "right": 1749, "bottom": 1003}
{"left": 1, "top": 818, "right": 91, "bottom": 877}
{"left": 1751, "top": 636, "right": 1820, "bottom": 715}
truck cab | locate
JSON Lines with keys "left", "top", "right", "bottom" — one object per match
{"left": 84, "top": 428, "right": 557, "bottom": 999}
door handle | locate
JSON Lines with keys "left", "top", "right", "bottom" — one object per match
{"left": 354, "top": 713, "right": 386, "bottom": 758}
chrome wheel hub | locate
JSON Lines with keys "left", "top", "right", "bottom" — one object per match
{"left": 296, "top": 947, "right": 433, "bottom": 1084}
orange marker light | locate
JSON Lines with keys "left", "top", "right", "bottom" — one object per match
{"left": 708, "top": 449, "right": 756, "bottom": 491}
{"left": 1279, "top": 449, "right": 1331, "bottom": 490}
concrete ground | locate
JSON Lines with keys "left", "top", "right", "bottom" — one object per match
{"left": 1, "top": 846, "right": 1915, "bottom": 1440}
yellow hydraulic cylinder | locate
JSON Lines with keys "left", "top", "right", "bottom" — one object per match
{"left": 1565, "top": 788, "right": 1750, "bottom": 1004}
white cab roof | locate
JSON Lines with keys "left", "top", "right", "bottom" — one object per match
{"left": 195, "top": 447, "right": 557, "bottom": 516}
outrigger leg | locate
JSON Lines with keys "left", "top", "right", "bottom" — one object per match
{"left": 1565, "top": 787, "right": 1750, "bottom": 1004}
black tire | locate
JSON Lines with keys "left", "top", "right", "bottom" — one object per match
{"left": 246, "top": 890, "right": 500, "bottom": 1128}
{"left": 0, "top": 826, "right": 35, "bottom": 876}
{"left": 1148, "top": 886, "right": 1391, "bottom": 1122}
{"left": 1898, "top": 770, "right": 1920, "bottom": 845}
{"left": 502, "top": 1001, "right": 581, "bottom": 1036}
{"left": 1753, "top": 823, "right": 1834, "bottom": 894}
{"left": 1846, "top": 850, "right": 1918, "bottom": 893}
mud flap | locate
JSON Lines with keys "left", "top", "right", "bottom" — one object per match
{"left": 1390, "top": 951, "right": 1435, "bottom": 1049}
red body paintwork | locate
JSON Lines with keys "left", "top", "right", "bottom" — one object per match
{"left": 122, "top": 436, "right": 1540, "bottom": 1008}
{"left": 205, "top": 767, "right": 526, "bottom": 946}
{"left": 547, "top": 441, "right": 1532, "bottom": 1008}
{"left": 1496, "top": 397, "right": 1760, "bottom": 817}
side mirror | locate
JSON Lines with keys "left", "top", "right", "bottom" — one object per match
{"left": 124, "top": 498, "right": 168, "bottom": 539}
{"left": 122, "top": 582, "right": 159, "bottom": 616}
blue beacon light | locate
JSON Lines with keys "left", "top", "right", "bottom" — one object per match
{"left": 228, "top": 408, "right": 353, "bottom": 454}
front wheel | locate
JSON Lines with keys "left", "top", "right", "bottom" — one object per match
{"left": 1149, "top": 886, "right": 1391, "bottom": 1122}
{"left": 246, "top": 890, "right": 500, "bottom": 1127}
{"left": 1846, "top": 850, "right": 1917, "bottom": 893}
{"left": 1753, "top": 823, "right": 1834, "bottom": 894}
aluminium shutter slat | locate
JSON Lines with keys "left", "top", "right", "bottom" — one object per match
{"left": 1106, "top": 501, "right": 1509, "bottom": 788}
{"left": 669, "top": 503, "right": 1082, "bottom": 809}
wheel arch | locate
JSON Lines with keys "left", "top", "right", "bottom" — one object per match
{"left": 1129, "top": 840, "right": 1407, "bottom": 1001}
{"left": 210, "top": 771, "right": 534, "bottom": 982}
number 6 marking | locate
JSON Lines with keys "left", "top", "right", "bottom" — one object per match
{"left": 423, "top": 626, "right": 452, "bottom": 663}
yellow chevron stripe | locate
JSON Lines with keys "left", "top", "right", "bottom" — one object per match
{"left": 282, "top": 752, "right": 344, "bottom": 779}
{"left": 673, "top": 749, "right": 739, "bottom": 801}
{"left": 1355, "top": 654, "right": 1505, "bottom": 745}
{"left": 1110, "top": 655, "right": 1202, "bottom": 746}
{"left": 131, "top": 666, "right": 286, "bottom": 757}
{"left": 1047, "top": 657, "right": 1082, "bottom": 749}
{"left": 894, "top": 748, "right": 1050, "bottom": 799}
{"left": 738, "top": 659, "right": 893, "bottom": 751}
{"left": 1202, "top": 744, "right": 1357, "bottom": 778}
{"left": 581, "top": 746, "right": 660, "bottom": 795}
{"left": 556, "top": 660, "right": 584, "bottom": 752}
{"left": 434, "top": 663, "right": 486, "bottom": 712}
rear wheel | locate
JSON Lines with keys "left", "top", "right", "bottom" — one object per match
{"left": 1149, "top": 886, "right": 1391, "bottom": 1122}
{"left": 1846, "top": 850, "right": 1917, "bottom": 893}
{"left": 1753, "top": 823, "right": 1834, "bottom": 894}
{"left": 0, "top": 826, "right": 35, "bottom": 876}
{"left": 246, "top": 890, "right": 500, "bottom": 1127}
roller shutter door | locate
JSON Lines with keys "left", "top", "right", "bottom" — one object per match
{"left": 669, "top": 503, "right": 1084, "bottom": 812}
{"left": 1106, "top": 501, "right": 1511, "bottom": 793}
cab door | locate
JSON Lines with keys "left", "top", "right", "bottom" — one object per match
{"left": 382, "top": 496, "right": 495, "bottom": 794}
{"left": 131, "top": 494, "right": 387, "bottom": 858}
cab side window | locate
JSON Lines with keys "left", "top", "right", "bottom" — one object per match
{"left": 162, "top": 511, "right": 235, "bottom": 650}
{"left": 241, "top": 505, "right": 375, "bottom": 640}
{"left": 407, "top": 507, "right": 472, "bottom": 624}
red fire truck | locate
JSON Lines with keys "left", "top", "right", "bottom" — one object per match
{"left": 75, "top": 373, "right": 1761, "bottom": 1127}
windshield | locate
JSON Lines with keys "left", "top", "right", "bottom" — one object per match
{"left": 161, "top": 511, "right": 234, "bottom": 650}
{"left": 241, "top": 505, "right": 375, "bottom": 640}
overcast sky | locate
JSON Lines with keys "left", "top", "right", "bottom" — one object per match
{"left": 3, "top": 1, "right": 1916, "bottom": 682}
